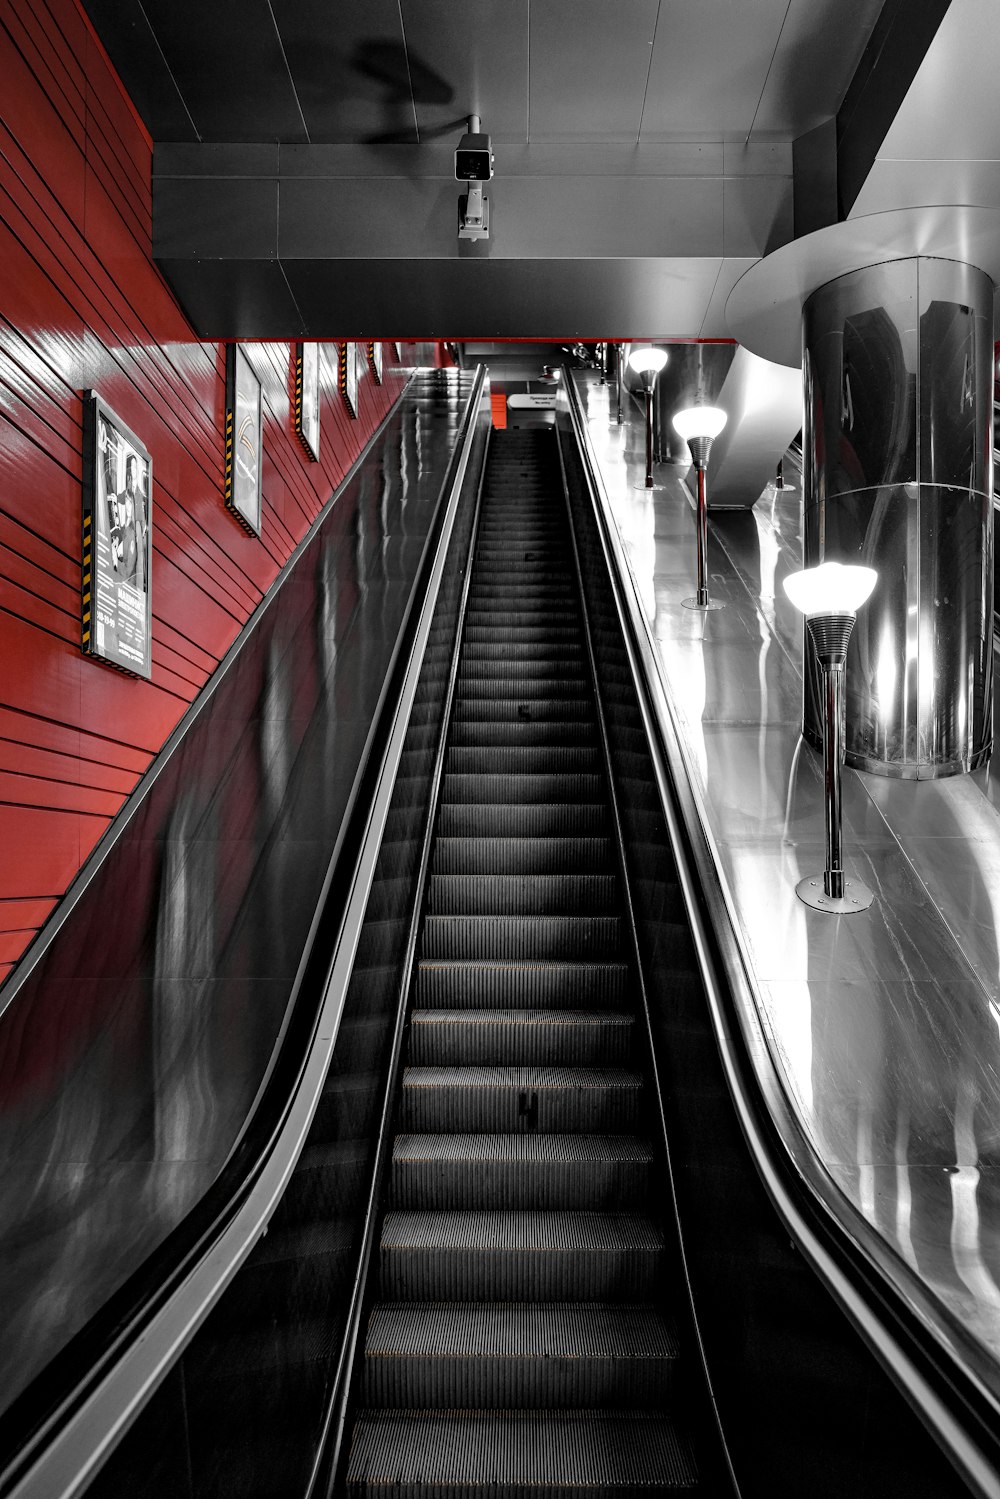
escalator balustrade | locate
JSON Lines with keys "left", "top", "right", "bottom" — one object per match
{"left": 345, "top": 430, "right": 702, "bottom": 1495}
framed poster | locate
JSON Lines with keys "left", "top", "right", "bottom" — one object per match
{"left": 82, "top": 392, "right": 153, "bottom": 679}
{"left": 294, "top": 342, "right": 320, "bottom": 461}
{"left": 225, "top": 344, "right": 262, "bottom": 534}
{"left": 368, "top": 341, "right": 383, "bottom": 384}
{"left": 340, "top": 341, "right": 358, "bottom": 418}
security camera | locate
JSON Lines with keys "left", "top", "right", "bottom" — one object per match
{"left": 456, "top": 116, "right": 492, "bottom": 240}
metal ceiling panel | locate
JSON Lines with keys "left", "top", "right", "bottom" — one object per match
{"left": 82, "top": 0, "right": 199, "bottom": 141}
{"left": 129, "top": 0, "right": 310, "bottom": 142}
{"left": 639, "top": 0, "right": 788, "bottom": 140}
{"left": 273, "top": 0, "right": 411, "bottom": 143}
{"left": 751, "top": 0, "right": 885, "bottom": 136}
{"left": 528, "top": 0, "right": 658, "bottom": 143}
{"left": 401, "top": 0, "right": 530, "bottom": 144}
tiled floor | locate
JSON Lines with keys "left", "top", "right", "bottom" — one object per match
{"left": 573, "top": 369, "right": 1000, "bottom": 1367}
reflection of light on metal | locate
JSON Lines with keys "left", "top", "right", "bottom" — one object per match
{"left": 989, "top": 999, "right": 1000, "bottom": 1042}
{"left": 741, "top": 350, "right": 801, "bottom": 416}
{"left": 951, "top": 1076, "right": 1000, "bottom": 1312}
{"left": 876, "top": 625, "right": 897, "bottom": 761}
{"left": 893, "top": 1106, "right": 919, "bottom": 1271}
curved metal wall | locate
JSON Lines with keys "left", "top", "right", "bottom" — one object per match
{"left": 802, "top": 256, "right": 994, "bottom": 777}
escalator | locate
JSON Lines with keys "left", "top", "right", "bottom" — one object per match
{"left": 344, "top": 429, "right": 700, "bottom": 1494}
{"left": 9, "top": 385, "right": 995, "bottom": 1499}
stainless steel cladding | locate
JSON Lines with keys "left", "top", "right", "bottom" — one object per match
{"left": 801, "top": 257, "right": 994, "bottom": 778}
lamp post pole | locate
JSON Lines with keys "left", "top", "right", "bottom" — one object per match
{"left": 694, "top": 463, "right": 709, "bottom": 605}
{"left": 644, "top": 381, "right": 655, "bottom": 488}
{"left": 674, "top": 408, "right": 727, "bottom": 612}
{"left": 626, "top": 346, "right": 668, "bottom": 489}
{"left": 616, "top": 345, "right": 623, "bottom": 425}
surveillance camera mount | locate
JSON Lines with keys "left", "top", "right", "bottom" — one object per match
{"left": 456, "top": 115, "right": 492, "bottom": 239}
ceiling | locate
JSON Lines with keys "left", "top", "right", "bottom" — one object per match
{"left": 81, "top": 0, "right": 934, "bottom": 340}
{"left": 85, "top": 0, "right": 885, "bottom": 148}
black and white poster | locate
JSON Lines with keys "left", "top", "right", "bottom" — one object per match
{"left": 225, "top": 344, "right": 262, "bottom": 534}
{"left": 369, "top": 341, "right": 383, "bottom": 384}
{"left": 82, "top": 393, "right": 153, "bottom": 678}
{"left": 340, "top": 341, "right": 358, "bottom": 418}
{"left": 295, "top": 341, "right": 320, "bottom": 461}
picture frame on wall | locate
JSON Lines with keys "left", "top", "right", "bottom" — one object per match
{"left": 340, "top": 341, "right": 358, "bottom": 418}
{"left": 294, "top": 341, "right": 320, "bottom": 461}
{"left": 225, "top": 344, "right": 263, "bottom": 535}
{"left": 368, "top": 341, "right": 383, "bottom": 384}
{"left": 82, "top": 392, "right": 153, "bottom": 679}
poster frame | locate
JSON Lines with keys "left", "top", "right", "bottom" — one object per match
{"left": 81, "top": 391, "right": 154, "bottom": 680}
{"left": 224, "top": 344, "right": 263, "bottom": 535}
{"left": 339, "top": 341, "right": 358, "bottom": 419}
{"left": 294, "top": 341, "right": 321, "bottom": 462}
{"left": 368, "top": 341, "right": 383, "bottom": 384}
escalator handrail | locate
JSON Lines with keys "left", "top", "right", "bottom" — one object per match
{"left": 5, "top": 365, "right": 488, "bottom": 1499}
{"left": 561, "top": 371, "right": 1000, "bottom": 1499}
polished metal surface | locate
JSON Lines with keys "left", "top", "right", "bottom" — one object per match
{"left": 571, "top": 368, "right": 1000, "bottom": 1388}
{"left": 802, "top": 258, "right": 994, "bottom": 778}
{"left": 0, "top": 370, "right": 477, "bottom": 1422}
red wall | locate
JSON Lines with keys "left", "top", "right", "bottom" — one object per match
{"left": 0, "top": 0, "right": 436, "bottom": 984}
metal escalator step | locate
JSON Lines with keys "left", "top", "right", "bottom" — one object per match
{"left": 346, "top": 1408, "right": 698, "bottom": 1495}
{"left": 464, "top": 610, "right": 580, "bottom": 627}
{"left": 414, "top": 960, "right": 629, "bottom": 1010}
{"left": 421, "top": 915, "right": 621, "bottom": 962}
{"left": 440, "top": 772, "right": 603, "bottom": 804}
{"left": 399, "top": 1066, "right": 642, "bottom": 1132}
{"left": 390, "top": 1134, "right": 652, "bottom": 1209}
{"left": 379, "top": 1210, "right": 663, "bottom": 1301}
{"left": 362, "top": 1302, "right": 680, "bottom": 1408}
{"left": 453, "top": 679, "right": 588, "bottom": 702}
{"left": 432, "top": 836, "right": 612, "bottom": 876}
{"left": 435, "top": 804, "right": 608, "bottom": 838}
{"left": 468, "top": 585, "right": 576, "bottom": 602}
{"left": 458, "top": 660, "right": 587, "bottom": 682}
{"left": 445, "top": 746, "right": 598, "bottom": 776}
{"left": 448, "top": 720, "right": 597, "bottom": 748}
{"left": 428, "top": 874, "right": 616, "bottom": 916}
{"left": 461, "top": 641, "right": 584, "bottom": 662}
{"left": 462, "top": 626, "right": 581, "bottom": 645}
{"left": 451, "top": 697, "right": 592, "bottom": 722}
{"left": 408, "top": 1010, "right": 633, "bottom": 1066}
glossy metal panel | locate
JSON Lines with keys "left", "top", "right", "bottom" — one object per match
{"left": 0, "top": 370, "right": 475, "bottom": 1417}
{"left": 802, "top": 258, "right": 994, "bottom": 777}
{"left": 527, "top": 0, "right": 657, "bottom": 143}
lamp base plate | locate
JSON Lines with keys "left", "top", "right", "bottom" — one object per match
{"left": 633, "top": 481, "right": 665, "bottom": 491}
{"left": 795, "top": 875, "right": 875, "bottom": 914}
{"left": 682, "top": 597, "right": 726, "bottom": 611}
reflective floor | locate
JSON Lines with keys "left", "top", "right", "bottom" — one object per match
{"left": 574, "top": 370, "right": 1000, "bottom": 1366}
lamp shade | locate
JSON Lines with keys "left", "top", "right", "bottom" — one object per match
{"left": 672, "top": 405, "right": 728, "bottom": 441}
{"left": 627, "top": 345, "right": 668, "bottom": 376}
{"left": 783, "top": 562, "right": 877, "bottom": 617}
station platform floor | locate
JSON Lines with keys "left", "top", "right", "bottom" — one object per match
{"left": 571, "top": 369, "right": 1000, "bottom": 1377}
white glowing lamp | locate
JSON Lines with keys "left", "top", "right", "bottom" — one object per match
{"left": 783, "top": 562, "right": 877, "bottom": 618}
{"left": 627, "top": 345, "right": 668, "bottom": 376}
{"left": 672, "top": 406, "right": 728, "bottom": 441}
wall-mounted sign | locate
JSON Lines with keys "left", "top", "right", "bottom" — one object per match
{"left": 368, "top": 341, "right": 383, "bottom": 384}
{"left": 295, "top": 342, "right": 320, "bottom": 461}
{"left": 225, "top": 345, "right": 262, "bottom": 534}
{"left": 340, "top": 341, "right": 358, "bottom": 418}
{"left": 508, "top": 392, "right": 559, "bottom": 409}
{"left": 82, "top": 392, "right": 153, "bottom": 678}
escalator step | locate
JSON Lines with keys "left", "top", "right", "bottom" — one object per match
{"left": 427, "top": 873, "right": 616, "bottom": 916}
{"left": 435, "top": 804, "right": 608, "bottom": 838}
{"left": 408, "top": 1010, "right": 633, "bottom": 1066}
{"left": 361, "top": 1302, "right": 680, "bottom": 1409}
{"left": 432, "top": 837, "right": 612, "bottom": 875}
{"left": 414, "top": 960, "right": 629, "bottom": 1010}
{"left": 447, "top": 720, "right": 597, "bottom": 748}
{"left": 399, "top": 1066, "right": 642, "bottom": 1133}
{"left": 451, "top": 696, "right": 593, "bottom": 722}
{"left": 445, "top": 747, "right": 598, "bottom": 775}
{"left": 462, "top": 626, "right": 581, "bottom": 645}
{"left": 461, "top": 641, "right": 584, "bottom": 663}
{"left": 458, "top": 660, "right": 587, "bottom": 683}
{"left": 346, "top": 1408, "right": 698, "bottom": 1496}
{"left": 421, "top": 914, "right": 621, "bottom": 961}
{"left": 440, "top": 772, "right": 603, "bottom": 804}
{"left": 379, "top": 1210, "right": 663, "bottom": 1301}
{"left": 390, "top": 1134, "right": 653, "bottom": 1209}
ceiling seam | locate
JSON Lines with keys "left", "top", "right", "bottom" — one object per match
{"left": 264, "top": 0, "right": 310, "bottom": 143}
{"left": 526, "top": 0, "right": 531, "bottom": 145}
{"left": 699, "top": 260, "right": 725, "bottom": 337}
{"left": 397, "top": 0, "right": 420, "bottom": 144}
{"left": 744, "top": 0, "right": 793, "bottom": 145}
{"left": 135, "top": 0, "right": 201, "bottom": 142}
{"left": 636, "top": 0, "right": 662, "bottom": 145}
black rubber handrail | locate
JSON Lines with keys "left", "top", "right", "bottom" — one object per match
{"left": 562, "top": 370, "right": 1000, "bottom": 1499}
{"left": 0, "top": 366, "right": 487, "bottom": 1499}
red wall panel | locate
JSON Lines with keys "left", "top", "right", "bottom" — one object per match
{"left": 0, "top": 0, "right": 444, "bottom": 982}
